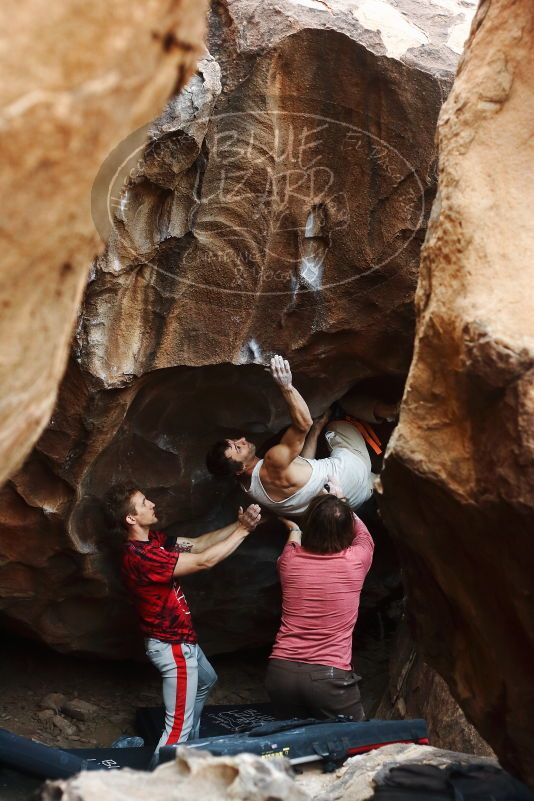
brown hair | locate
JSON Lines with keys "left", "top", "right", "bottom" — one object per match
{"left": 301, "top": 494, "right": 354, "bottom": 555}
{"left": 206, "top": 440, "right": 242, "bottom": 478}
{"left": 103, "top": 484, "right": 139, "bottom": 535}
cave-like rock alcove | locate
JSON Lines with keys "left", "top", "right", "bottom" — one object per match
{"left": 7, "top": 0, "right": 533, "bottom": 794}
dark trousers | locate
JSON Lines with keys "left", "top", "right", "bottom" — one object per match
{"left": 265, "top": 658, "right": 364, "bottom": 721}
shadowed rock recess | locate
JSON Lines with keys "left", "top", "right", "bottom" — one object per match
{"left": 0, "top": 0, "right": 476, "bottom": 657}
{"left": 380, "top": 0, "right": 534, "bottom": 785}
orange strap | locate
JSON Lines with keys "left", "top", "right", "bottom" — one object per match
{"left": 344, "top": 416, "right": 383, "bottom": 456}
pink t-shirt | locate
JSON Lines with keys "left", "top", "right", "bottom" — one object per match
{"left": 270, "top": 516, "right": 374, "bottom": 671}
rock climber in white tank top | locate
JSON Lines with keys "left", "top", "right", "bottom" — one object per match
{"left": 206, "top": 356, "right": 399, "bottom": 519}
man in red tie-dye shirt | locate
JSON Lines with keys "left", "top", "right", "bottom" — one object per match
{"left": 105, "top": 485, "right": 261, "bottom": 761}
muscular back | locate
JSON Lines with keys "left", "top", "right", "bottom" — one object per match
{"left": 259, "top": 455, "right": 313, "bottom": 502}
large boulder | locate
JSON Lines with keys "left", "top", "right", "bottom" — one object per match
{"left": 380, "top": 0, "right": 534, "bottom": 785}
{"left": 41, "top": 747, "right": 308, "bottom": 801}
{"left": 0, "top": 0, "right": 208, "bottom": 487}
{"left": 0, "top": 0, "right": 476, "bottom": 656}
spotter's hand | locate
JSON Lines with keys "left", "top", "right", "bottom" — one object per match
{"left": 323, "top": 475, "right": 345, "bottom": 499}
{"left": 238, "top": 504, "right": 262, "bottom": 532}
{"left": 270, "top": 355, "right": 292, "bottom": 390}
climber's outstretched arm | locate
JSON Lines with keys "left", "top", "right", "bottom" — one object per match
{"left": 263, "top": 355, "right": 313, "bottom": 471}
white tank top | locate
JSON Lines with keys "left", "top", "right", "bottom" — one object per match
{"left": 248, "top": 456, "right": 334, "bottom": 518}
{"left": 247, "top": 441, "right": 374, "bottom": 516}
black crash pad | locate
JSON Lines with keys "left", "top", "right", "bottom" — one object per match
{"left": 65, "top": 746, "right": 153, "bottom": 772}
{"left": 0, "top": 728, "right": 153, "bottom": 781}
{"left": 160, "top": 717, "right": 429, "bottom": 767}
{"left": 135, "top": 702, "right": 277, "bottom": 746}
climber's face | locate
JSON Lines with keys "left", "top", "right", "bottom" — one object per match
{"left": 225, "top": 437, "right": 256, "bottom": 471}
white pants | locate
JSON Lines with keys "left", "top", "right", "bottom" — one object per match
{"left": 145, "top": 639, "right": 217, "bottom": 753}
{"left": 324, "top": 420, "right": 377, "bottom": 509}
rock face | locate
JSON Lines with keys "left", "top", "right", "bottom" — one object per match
{"left": 42, "top": 746, "right": 308, "bottom": 801}
{"left": 0, "top": 0, "right": 209, "bottom": 488}
{"left": 81, "top": 0, "right": 474, "bottom": 382}
{"left": 0, "top": 0, "right": 475, "bottom": 656}
{"left": 380, "top": 0, "right": 534, "bottom": 785}
{"left": 376, "top": 622, "right": 495, "bottom": 758}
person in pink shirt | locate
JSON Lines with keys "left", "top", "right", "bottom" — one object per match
{"left": 265, "top": 487, "right": 374, "bottom": 720}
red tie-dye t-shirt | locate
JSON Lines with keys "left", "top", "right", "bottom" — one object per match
{"left": 121, "top": 531, "right": 197, "bottom": 644}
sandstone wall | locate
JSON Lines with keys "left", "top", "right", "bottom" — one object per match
{"left": 0, "top": 0, "right": 208, "bottom": 487}
{"left": 380, "top": 0, "right": 534, "bottom": 784}
{"left": 376, "top": 621, "right": 495, "bottom": 758}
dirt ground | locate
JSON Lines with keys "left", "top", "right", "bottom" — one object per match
{"left": 0, "top": 624, "right": 390, "bottom": 747}
{"left": 0, "top": 627, "right": 391, "bottom": 800}
{"left": 0, "top": 636, "right": 274, "bottom": 801}
{"left": 0, "top": 635, "right": 273, "bottom": 751}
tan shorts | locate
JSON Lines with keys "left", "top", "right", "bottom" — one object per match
{"left": 322, "top": 421, "right": 376, "bottom": 507}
